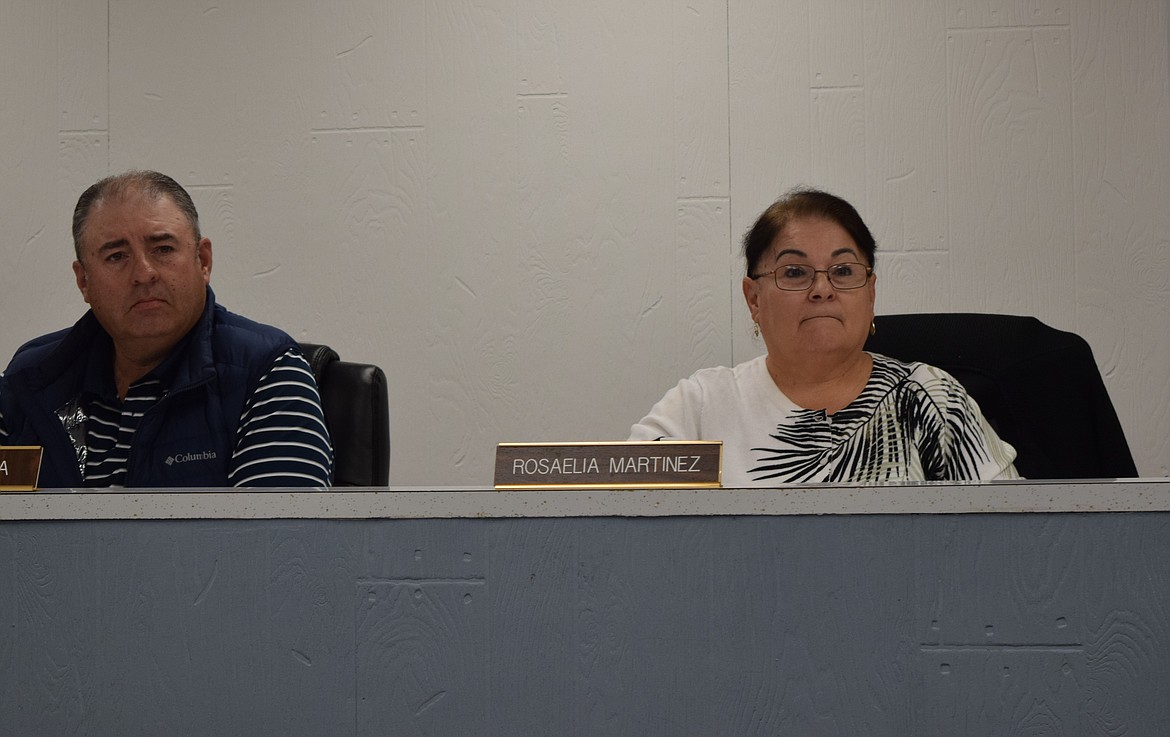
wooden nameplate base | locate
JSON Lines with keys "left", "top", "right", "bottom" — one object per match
{"left": 0, "top": 446, "right": 43, "bottom": 491}
{"left": 495, "top": 441, "right": 722, "bottom": 489}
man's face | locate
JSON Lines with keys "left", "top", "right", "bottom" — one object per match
{"left": 72, "top": 189, "right": 212, "bottom": 360}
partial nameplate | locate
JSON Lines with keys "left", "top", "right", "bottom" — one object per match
{"left": 495, "top": 441, "right": 722, "bottom": 489}
{"left": 0, "top": 446, "right": 43, "bottom": 491}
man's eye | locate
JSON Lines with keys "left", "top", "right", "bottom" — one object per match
{"left": 155, "top": 245, "right": 176, "bottom": 254}
{"left": 105, "top": 252, "right": 126, "bottom": 263}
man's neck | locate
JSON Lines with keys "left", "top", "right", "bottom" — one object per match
{"left": 112, "top": 346, "right": 169, "bottom": 400}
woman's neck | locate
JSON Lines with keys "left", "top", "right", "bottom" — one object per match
{"left": 765, "top": 350, "right": 873, "bottom": 415}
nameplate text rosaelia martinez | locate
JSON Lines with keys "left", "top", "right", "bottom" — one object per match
{"left": 494, "top": 441, "right": 721, "bottom": 489}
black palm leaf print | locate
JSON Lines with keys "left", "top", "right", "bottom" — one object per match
{"left": 749, "top": 356, "right": 993, "bottom": 483}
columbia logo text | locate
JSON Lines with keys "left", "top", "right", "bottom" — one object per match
{"left": 165, "top": 450, "right": 218, "bottom": 466}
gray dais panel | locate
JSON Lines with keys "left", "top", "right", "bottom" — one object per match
{"left": 2, "top": 515, "right": 1169, "bottom": 736}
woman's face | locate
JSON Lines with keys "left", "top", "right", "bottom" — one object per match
{"left": 742, "top": 216, "right": 876, "bottom": 366}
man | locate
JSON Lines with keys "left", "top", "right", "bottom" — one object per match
{"left": 0, "top": 170, "right": 333, "bottom": 487}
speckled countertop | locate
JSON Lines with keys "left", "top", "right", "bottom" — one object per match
{"left": 2, "top": 478, "right": 1168, "bottom": 520}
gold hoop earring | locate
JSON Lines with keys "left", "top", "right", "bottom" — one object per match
{"left": 753, "top": 321, "right": 760, "bottom": 338}
{"left": 869, "top": 320, "right": 876, "bottom": 336}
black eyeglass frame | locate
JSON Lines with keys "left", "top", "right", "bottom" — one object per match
{"left": 751, "top": 262, "right": 874, "bottom": 291}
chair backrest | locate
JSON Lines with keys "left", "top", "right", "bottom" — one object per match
{"left": 299, "top": 343, "right": 390, "bottom": 486}
{"left": 863, "top": 313, "right": 1137, "bottom": 480}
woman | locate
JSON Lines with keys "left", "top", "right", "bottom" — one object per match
{"left": 629, "top": 188, "right": 1019, "bottom": 486}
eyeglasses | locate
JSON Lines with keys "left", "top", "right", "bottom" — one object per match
{"left": 752, "top": 262, "right": 873, "bottom": 291}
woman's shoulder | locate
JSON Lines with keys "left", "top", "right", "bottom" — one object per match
{"left": 868, "top": 351, "right": 955, "bottom": 379}
{"left": 658, "top": 356, "right": 775, "bottom": 410}
{"left": 678, "top": 355, "right": 768, "bottom": 385}
{"left": 866, "top": 351, "right": 969, "bottom": 397}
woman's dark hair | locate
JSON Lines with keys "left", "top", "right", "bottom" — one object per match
{"left": 742, "top": 187, "right": 876, "bottom": 276}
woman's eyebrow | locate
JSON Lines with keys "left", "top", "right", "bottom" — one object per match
{"left": 774, "top": 246, "right": 858, "bottom": 261}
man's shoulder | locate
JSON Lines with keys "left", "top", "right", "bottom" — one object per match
{"left": 4, "top": 319, "right": 92, "bottom": 380}
{"left": 205, "top": 302, "right": 301, "bottom": 371}
{"left": 9, "top": 327, "right": 72, "bottom": 361}
{"left": 211, "top": 303, "right": 296, "bottom": 343}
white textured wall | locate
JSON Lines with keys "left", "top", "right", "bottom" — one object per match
{"left": 1, "top": 0, "right": 1167, "bottom": 483}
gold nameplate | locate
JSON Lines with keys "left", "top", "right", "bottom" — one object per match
{"left": 495, "top": 441, "right": 722, "bottom": 489}
{"left": 0, "top": 446, "right": 43, "bottom": 491}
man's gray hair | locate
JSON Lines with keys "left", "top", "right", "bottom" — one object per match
{"left": 71, "top": 170, "right": 201, "bottom": 260}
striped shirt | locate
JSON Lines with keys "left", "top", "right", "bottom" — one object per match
{"left": 1, "top": 349, "right": 333, "bottom": 488}
{"left": 227, "top": 350, "right": 333, "bottom": 487}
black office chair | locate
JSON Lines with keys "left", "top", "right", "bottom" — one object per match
{"left": 864, "top": 313, "right": 1138, "bottom": 480}
{"left": 300, "top": 343, "right": 391, "bottom": 486}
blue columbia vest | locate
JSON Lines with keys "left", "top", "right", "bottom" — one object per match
{"left": 0, "top": 288, "right": 297, "bottom": 488}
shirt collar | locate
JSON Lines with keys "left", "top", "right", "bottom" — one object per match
{"left": 80, "top": 316, "right": 199, "bottom": 402}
